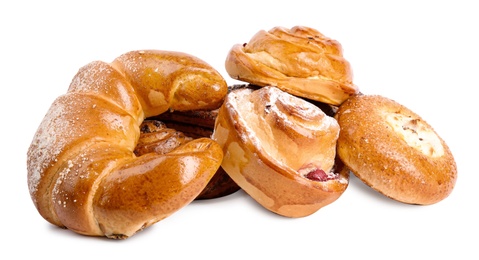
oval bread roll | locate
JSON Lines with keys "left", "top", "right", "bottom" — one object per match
{"left": 335, "top": 94, "right": 457, "bottom": 205}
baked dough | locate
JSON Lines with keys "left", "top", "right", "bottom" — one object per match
{"left": 335, "top": 94, "right": 457, "bottom": 205}
{"left": 27, "top": 50, "right": 227, "bottom": 238}
{"left": 225, "top": 26, "right": 359, "bottom": 105}
{"left": 135, "top": 117, "right": 241, "bottom": 200}
{"left": 213, "top": 86, "right": 349, "bottom": 217}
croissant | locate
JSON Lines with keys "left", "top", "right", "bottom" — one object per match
{"left": 134, "top": 117, "right": 241, "bottom": 200}
{"left": 27, "top": 50, "right": 228, "bottom": 239}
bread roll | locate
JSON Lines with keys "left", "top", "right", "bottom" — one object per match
{"left": 335, "top": 94, "right": 457, "bottom": 205}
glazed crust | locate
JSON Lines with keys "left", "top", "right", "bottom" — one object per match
{"left": 135, "top": 118, "right": 241, "bottom": 200}
{"left": 213, "top": 86, "right": 349, "bottom": 217}
{"left": 27, "top": 50, "right": 227, "bottom": 239}
{"left": 225, "top": 26, "right": 358, "bottom": 105}
{"left": 335, "top": 94, "right": 457, "bottom": 205}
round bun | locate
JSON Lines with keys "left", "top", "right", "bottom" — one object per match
{"left": 335, "top": 94, "right": 457, "bottom": 205}
{"left": 213, "top": 86, "right": 349, "bottom": 217}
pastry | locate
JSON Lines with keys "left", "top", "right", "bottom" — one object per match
{"left": 212, "top": 86, "right": 349, "bottom": 217}
{"left": 136, "top": 115, "right": 241, "bottom": 200}
{"left": 225, "top": 26, "right": 359, "bottom": 105}
{"left": 27, "top": 50, "right": 228, "bottom": 239}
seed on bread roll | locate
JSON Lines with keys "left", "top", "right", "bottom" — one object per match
{"left": 335, "top": 94, "right": 457, "bottom": 205}
{"left": 212, "top": 86, "right": 349, "bottom": 217}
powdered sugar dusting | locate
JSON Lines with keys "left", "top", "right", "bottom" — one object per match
{"left": 52, "top": 160, "right": 73, "bottom": 207}
{"left": 68, "top": 61, "right": 139, "bottom": 117}
{"left": 27, "top": 97, "right": 69, "bottom": 197}
{"left": 27, "top": 91, "right": 132, "bottom": 200}
{"left": 51, "top": 151, "right": 95, "bottom": 208}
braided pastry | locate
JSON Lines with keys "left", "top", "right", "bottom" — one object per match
{"left": 27, "top": 50, "right": 227, "bottom": 239}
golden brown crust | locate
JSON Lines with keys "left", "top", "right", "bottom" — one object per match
{"left": 112, "top": 50, "right": 228, "bottom": 117}
{"left": 93, "top": 138, "right": 223, "bottom": 238}
{"left": 27, "top": 50, "right": 227, "bottom": 238}
{"left": 134, "top": 120, "right": 193, "bottom": 155}
{"left": 225, "top": 26, "right": 359, "bottom": 105}
{"left": 134, "top": 119, "right": 241, "bottom": 200}
{"left": 212, "top": 86, "right": 349, "bottom": 217}
{"left": 335, "top": 94, "right": 457, "bottom": 205}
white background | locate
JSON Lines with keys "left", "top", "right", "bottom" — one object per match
{"left": 1, "top": 0, "right": 477, "bottom": 259}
